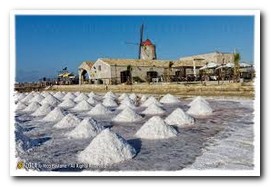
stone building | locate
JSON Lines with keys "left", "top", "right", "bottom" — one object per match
{"left": 140, "top": 39, "right": 157, "bottom": 60}
{"left": 80, "top": 58, "right": 175, "bottom": 85}
{"left": 78, "top": 61, "right": 94, "bottom": 85}
{"left": 179, "top": 51, "right": 234, "bottom": 65}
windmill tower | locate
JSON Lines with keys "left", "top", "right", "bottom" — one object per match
{"left": 139, "top": 24, "right": 157, "bottom": 60}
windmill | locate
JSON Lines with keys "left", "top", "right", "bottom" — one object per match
{"left": 124, "top": 24, "right": 144, "bottom": 59}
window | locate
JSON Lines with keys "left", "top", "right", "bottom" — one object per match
{"left": 98, "top": 65, "right": 101, "bottom": 71}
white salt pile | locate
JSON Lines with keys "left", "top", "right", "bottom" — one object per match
{"left": 29, "top": 94, "right": 45, "bottom": 103}
{"left": 188, "top": 96, "right": 209, "bottom": 106}
{"left": 41, "top": 91, "right": 50, "bottom": 97}
{"left": 15, "top": 93, "right": 26, "bottom": 101}
{"left": 74, "top": 93, "right": 89, "bottom": 103}
{"left": 54, "top": 113, "right": 81, "bottom": 129}
{"left": 53, "top": 92, "right": 65, "bottom": 100}
{"left": 87, "top": 97, "right": 99, "bottom": 106}
{"left": 140, "top": 95, "right": 148, "bottom": 103}
{"left": 43, "top": 107, "right": 65, "bottom": 122}
{"left": 103, "top": 91, "right": 116, "bottom": 99}
{"left": 117, "top": 102, "right": 136, "bottom": 110}
{"left": 141, "top": 96, "right": 163, "bottom": 107}
{"left": 160, "top": 94, "right": 181, "bottom": 104}
{"left": 135, "top": 116, "right": 178, "bottom": 139}
{"left": 118, "top": 93, "right": 128, "bottom": 100}
{"left": 63, "top": 92, "right": 76, "bottom": 100}
{"left": 72, "top": 100, "right": 93, "bottom": 111}
{"left": 165, "top": 108, "right": 195, "bottom": 126}
{"left": 113, "top": 107, "right": 143, "bottom": 122}
{"left": 58, "top": 98, "right": 76, "bottom": 108}
{"left": 31, "top": 103, "right": 54, "bottom": 116}
{"left": 23, "top": 101, "right": 41, "bottom": 112}
{"left": 121, "top": 96, "right": 135, "bottom": 105}
{"left": 187, "top": 97, "right": 213, "bottom": 116}
{"left": 141, "top": 103, "right": 165, "bottom": 115}
{"left": 21, "top": 93, "right": 34, "bottom": 103}
{"left": 102, "top": 97, "right": 118, "bottom": 107}
{"left": 16, "top": 102, "right": 27, "bottom": 111}
{"left": 40, "top": 94, "right": 60, "bottom": 106}
{"left": 88, "top": 92, "right": 99, "bottom": 99}
{"left": 66, "top": 117, "right": 104, "bottom": 139}
{"left": 74, "top": 91, "right": 81, "bottom": 96}
{"left": 88, "top": 104, "right": 112, "bottom": 116}
{"left": 78, "top": 128, "right": 136, "bottom": 167}
{"left": 129, "top": 93, "right": 137, "bottom": 101}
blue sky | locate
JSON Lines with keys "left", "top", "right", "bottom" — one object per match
{"left": 15, "top": 15, "right": 254, "bottom": 82}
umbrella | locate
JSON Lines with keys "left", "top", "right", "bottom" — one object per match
{"left": 199, "top": 62, "right": 218, "bottom": 70}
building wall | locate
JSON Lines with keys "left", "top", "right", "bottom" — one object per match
{"left": 180, "top": 52, "right": 234, "bottom": 65}
{"left": 90, "top": 59, "right": 112, "bottom": 84}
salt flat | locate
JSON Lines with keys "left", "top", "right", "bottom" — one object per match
{"left": 14, "top": 91, "right": 254, "bottom": 171}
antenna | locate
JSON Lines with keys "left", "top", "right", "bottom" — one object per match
{"left": 138, "top": 24, "right": 144, "bottom": 59}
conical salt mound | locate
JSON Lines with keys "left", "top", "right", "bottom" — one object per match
{"left": 21, "top": 93, "right": 34, "bottom": 103}
{"left": 23, "top": 101, "right": 41, "bottom": 112}
{"left": 31, "top": 103, "right": 54, "bottom": 116}
{"left": 141, "top": 103, "right": 165, "bottom": 115}
{"left": 58, "top": 98, "right": 76, "bottom": 108}
{"left": 29, "top": 94, "right": 45, "bottom": 103}
{"left": 88, "top": 92, "right": 99, "bottom": 99}
{"left": 40, "top": 94, "right": 60, "bottom": 106}
{"left": 118, "top": 93, "right": 128, "bottom": 100}
{"left": 102, "top": 97, "right": 118, "bottom": 107}
{"left": 16, "top": 102, "right": 27, "bottom": 111}
{"left": 141, "top": 96, "right": 162, "bottom": 107}
{"left": 87, "top": 97, "right": 99, "bottom": 106}
{"left": 103, "top": 91, "right": 116, "bottom": 99}
{"left": 15, "top": 93, "right": 26, "bottom": 101}
{"left": 74, "top": 91, "right": 81, "bottom": 96}
{"left": 113, "top": 107, "right": 143, "bottom": 122}
{"left": 66, "top": 117, "right": 104, "bottom": 139}
{"left": 160, "top": 94, "right": 181, "bottom": 104}
{"left": 165, "top": 108, "right": 195, "bottom": 126}
{"left": 88, "top": 104, "right": 112, "bottom": 116}
{"left": 121, "top": 96, "right": 135, "bottom": 104}
{"left": 43, "top": 107, "right": 65, "bottom": 122}
{"left": 41, "top": 91, "right": 50, "bottom": 97}
{"left": 187, "top": 100, "right": 213, "bottom": 116}
{"left": 54, "top": 113, "right": 81, "bottom": 129}
{"left": 140, "top": 95, "right": 148, "bottom": 103}
{"left": 72, "top": 100, "right": 93, "bottom": 111}
{"left": 129, "top": 93, "right": 137, "bottom": 101}
{"left": 78, "top": 128, "right": 136, "bottom": 166}
{"left": 135, "top": 116, "right": 178, "bottom": 139}
{"left": 63, "top": 92, "right": 76, "bottom": 100}
{"left": 74, "top": 93, "right": 88, "bottom": 102}
{"left": 117, "top": 102, "right": 136, "bottom": 110}
{"left": 53, "top": 92, "right": 65, "bottom": 100}
{"left": 188, "top": 96, "right": 209, "bottom": 106}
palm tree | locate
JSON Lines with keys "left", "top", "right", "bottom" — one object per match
{"left": 233, "top": 52, "right": 240, "bottom": 82}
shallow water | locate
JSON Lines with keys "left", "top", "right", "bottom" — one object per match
{"left": 14, "top": 97, "right": 254, "bottom": 171}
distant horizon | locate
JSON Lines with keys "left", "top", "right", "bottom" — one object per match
{"left": 15, "top": 15, "right": 254, "bottom": 82}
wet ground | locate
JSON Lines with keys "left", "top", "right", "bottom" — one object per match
{"left": 14, "top": 97, "right": 254, "bottom": 171}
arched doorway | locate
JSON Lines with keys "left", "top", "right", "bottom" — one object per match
{"left": 79, "top": 68, "right": 91, "bottom": 84}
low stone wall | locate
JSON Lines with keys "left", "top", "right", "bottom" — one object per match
{"left": 49, "top": 82, "right": 254, "bottom": 98}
